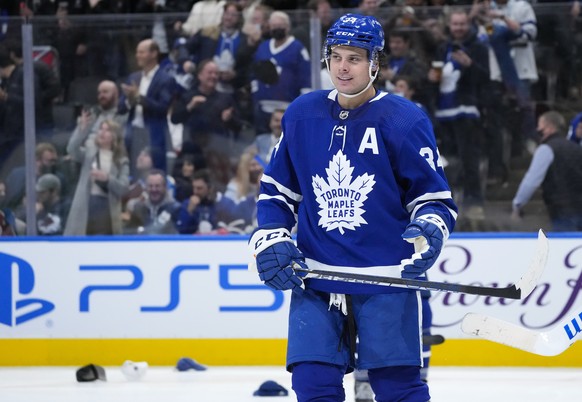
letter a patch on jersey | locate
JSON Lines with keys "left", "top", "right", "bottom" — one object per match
{"left": 312, "top": 150, "right": 376, "bottom": 234}
{"left": 358, "top": 127, "right": 379, "bottom": 154}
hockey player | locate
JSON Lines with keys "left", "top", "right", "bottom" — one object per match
{"left": 249, "top": 14, "right": 457, "bottom": 402}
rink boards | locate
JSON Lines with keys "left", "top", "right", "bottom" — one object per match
{"left": 1, "top": 234, "right": 582, "bottom": 367}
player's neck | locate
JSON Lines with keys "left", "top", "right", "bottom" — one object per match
{"left": 337, "top": 86, "right": 375, "bottom": 109}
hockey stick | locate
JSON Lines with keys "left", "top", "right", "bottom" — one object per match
{"left": 461, "top": 309, "right": 582, "bottom": 356}
{"left": 294, "top": 229, "right": 548, "bottom": 300}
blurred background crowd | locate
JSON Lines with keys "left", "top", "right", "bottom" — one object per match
{"left": 0, "top": 0, "right": 581, "bottom": 236}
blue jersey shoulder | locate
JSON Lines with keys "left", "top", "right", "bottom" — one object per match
{"left": 374, "top": 92, "right": 428, "bottom": 124}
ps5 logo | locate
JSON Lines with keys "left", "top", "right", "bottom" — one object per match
{"left": 0, "top": 252, "right": 55, "bottom": 326}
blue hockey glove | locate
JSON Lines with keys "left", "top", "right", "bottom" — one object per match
{"left": 248, "top": 225, "right": 308, "bottom": 294}
{"left": 400, "top": 214, "right": 449, "bottom": 279}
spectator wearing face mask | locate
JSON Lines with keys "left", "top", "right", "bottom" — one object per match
{"left": 512, "top": 111, "right": 582, "bottom": 232}
{"left": 250, "top": 10, "right": 311, "bottom": 134}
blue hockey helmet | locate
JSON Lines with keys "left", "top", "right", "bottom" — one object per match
{"left": 324, "top": 14, "right": 385, "bottom": 63}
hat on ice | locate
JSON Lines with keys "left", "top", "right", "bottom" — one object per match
{"left": 121, "top": 360, "right": 148, "bottom": 381}
{"left": 76, "top": 364, "right": 106, "bottom": 382}
{"left": 176, "top": 357, "right": 207, "bottom": 371}
{"left": 253, "top": 380, "right": 288, "bottom": 397}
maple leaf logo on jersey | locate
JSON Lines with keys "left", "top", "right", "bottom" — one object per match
{"left": 312, "top": 150, "right": 376, "bottom": 235}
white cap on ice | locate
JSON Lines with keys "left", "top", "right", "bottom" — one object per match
{"left": 121, "top": 360, "right": 148, "bottom": 381}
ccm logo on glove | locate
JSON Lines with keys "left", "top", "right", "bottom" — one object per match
{"left": 251, "top": 227, "right": 293, "bottom": 255}
{"left": 249, "top": 226, "right": 307, "bottom": 294}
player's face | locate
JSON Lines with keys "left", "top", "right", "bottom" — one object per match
{"left": 329, "top": 46, "right": 372, "bottom": 96}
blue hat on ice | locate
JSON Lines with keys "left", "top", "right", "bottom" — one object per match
{"left": 253, "top": 380, "right": 288, "bottom": 397}
{"left": 176, "top": 357, "right": 207, "bottom": 371}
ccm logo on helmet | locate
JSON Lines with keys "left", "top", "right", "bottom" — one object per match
{"left": 337, "top": 31, "right": 355, "bottom": 37}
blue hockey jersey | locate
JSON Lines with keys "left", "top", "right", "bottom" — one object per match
{"left": 257, "top": 89, "right": 458, "bottom": 294}
{"left": 251, "top": 37, "right": 311, "bottom": 105}
{"left": 251, "top": 37, "right": 311, "bottom": 133}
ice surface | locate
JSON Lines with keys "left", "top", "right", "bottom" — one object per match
{"left": 0, "top": 366, "right": 581, "bottom": 401}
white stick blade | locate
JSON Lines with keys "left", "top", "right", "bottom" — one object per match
{"left": 461, "top": 313, "right": 541, "bottom": 354}
{"left": 515, "top": 229, "right": 549, "bottom": 299}
{"left": 461, "top": 312, "right": 582, "bottom": 357}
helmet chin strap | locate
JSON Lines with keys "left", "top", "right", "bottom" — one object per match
{"left": 326, "top": 59, "right": 379, "bottom": 99}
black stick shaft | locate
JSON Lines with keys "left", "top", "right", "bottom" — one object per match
{"left": 297, "top": 268, "right": 521, "bottom": 299}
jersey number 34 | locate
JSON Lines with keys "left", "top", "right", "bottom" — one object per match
{"left": 419, "top": 147, "right": 444, "bottom": 171}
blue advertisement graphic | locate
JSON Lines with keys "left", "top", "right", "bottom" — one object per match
{"left": 219, "top": 265, "right": 283, "bottom": 312}
{"left": 0, "top": 252, "right": 54, "bottom": 326}
{"left": 78, "top": 264, "right": 283, "bottom": 313}
{"left": 79, "top": 265, "right": 143, "bottom": 312}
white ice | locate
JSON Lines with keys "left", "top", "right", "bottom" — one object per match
{"left": 0, "top": 366, "right": 581, "bottom": 401}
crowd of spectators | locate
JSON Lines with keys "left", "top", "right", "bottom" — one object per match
{"left": 1, "top": 0, "right": 582, "bottom": 236}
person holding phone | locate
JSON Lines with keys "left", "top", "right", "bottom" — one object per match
{"left": 428, "top": 7, "right": 490, "bottom": 223}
